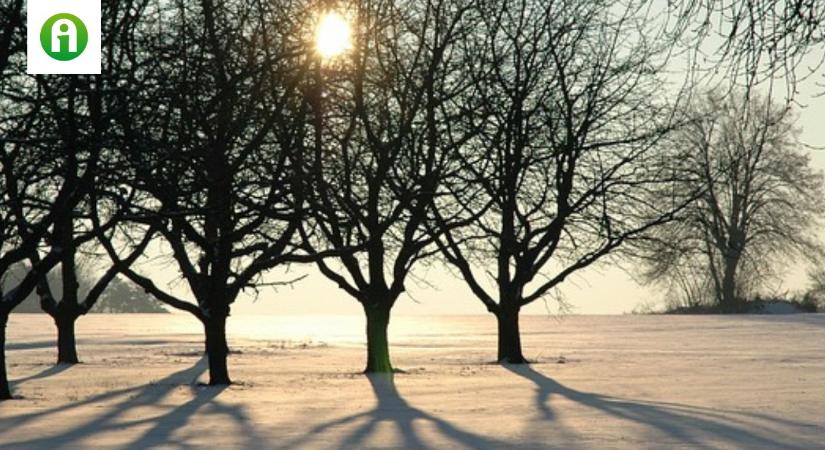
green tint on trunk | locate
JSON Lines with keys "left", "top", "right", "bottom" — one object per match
{"left": 364, "top": 303, "right": 393, "bottom": 373}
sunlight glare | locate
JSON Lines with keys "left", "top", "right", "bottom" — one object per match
{"left": 315, "top": 11, "right": 351, "bottom": 59}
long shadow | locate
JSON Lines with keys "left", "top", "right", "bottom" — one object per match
{"left": 122, "top": 383, "right": 265, "bottom": 450}
{"left": 505, "top": 364, "right": 822, "bottom": 449}
{"left": 6, "top": 338, "right": 181, "bottom": 351}
{"left": 6, "top": 340, "right": 57, "bottom": 351}
{"left": 0, "top": 356, "right": 266, "bottom": 449}
{"left": 11, "top": 363, "right": 72, "bottom": 386}
{"left": 284, "top": 373, "right": 510, "bottom": 450}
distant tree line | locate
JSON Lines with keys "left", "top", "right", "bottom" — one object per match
{"left": 1, "top": 0, "right": 823, "bottom": 400}
{"left": 3, "top": 263, "right": 167, "bottom": 314}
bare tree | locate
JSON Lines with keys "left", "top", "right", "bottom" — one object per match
{"left": 641, "top": 91, "right": 824, "bottom": 312}
{"left": 0, "top": 0, "right": 154, "bottom": 365}
{"left": 301, "top": 0, "right": 473, "bottom": 372}
{"left": 0, "top": 0, "right": 88, "bottom": 400}
{"left": 429, "top": 0, "right": 692, "bottom": 363}
{"left": 98, "top": 0, "right": 311, "bottom": 385}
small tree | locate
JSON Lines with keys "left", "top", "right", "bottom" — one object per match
{"left": 89, "top": 276, "right": 168, "bottom": 313}
{"left": 641, "top": 92, "right": 824, "bottom": 312}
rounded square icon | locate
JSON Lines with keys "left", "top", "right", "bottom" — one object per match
{"left": 40, "top": 13, "right": 89, "bottom": 61}
{"left": 27, "top": 0, "right": 101, "bottom": 74}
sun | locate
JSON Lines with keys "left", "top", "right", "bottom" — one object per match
{"left": 315, "top": 11, "right": 351, "bottom": 59}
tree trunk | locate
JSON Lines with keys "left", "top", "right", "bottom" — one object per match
{"left": 203, "top": 317, "right": 229, "bottom": 354}
{"left": 496, "top": 305, "right": 527, "bottom": 364}
{"left": 1, "top": 313, "right": 11, "bottom": 400}
{"left": 720, "top": 257, "right": 740, "bottom": 313}
{"left": 55, "top": 313, "right": 80, "bottom": 364}
{"left": 205, "top": 314, "right": 231, "bottom": 385}
{"left": 363, "top": 302, "right": 393, "bottom": 373}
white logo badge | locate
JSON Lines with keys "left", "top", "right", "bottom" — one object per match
{"left": 27, "top": 0, "right": 101, "bottom": 74}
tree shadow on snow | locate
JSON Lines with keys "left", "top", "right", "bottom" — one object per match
{"left": 505, "top": 364, "right": 822, "bottom": 449}
{"left": 285, "top": 372, "right": 509, "bottom": 450}
{"left": 11, "top": 362, "right": 72, "bottom": 387}
{"left": 0, "top": 356, "right": 265, "bottom": 449}
{"left": 6, "top": 338, "right": 178, "bottom": 352}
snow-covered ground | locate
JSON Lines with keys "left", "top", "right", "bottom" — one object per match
{"left": 1, "top": 313, "right": 824, "bottom": 449}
